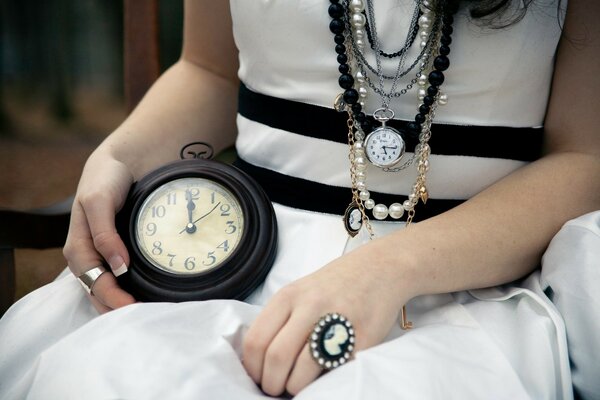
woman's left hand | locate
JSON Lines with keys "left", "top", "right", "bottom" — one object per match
{"left": 242, "top": 247, "right": 412, "bottom": 396}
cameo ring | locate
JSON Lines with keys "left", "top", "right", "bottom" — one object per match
{"left": 77, "top": 265, "right": 108, "bottom": 295}
{"left": 308, "top": 313, "right": 355, "bottom": 370}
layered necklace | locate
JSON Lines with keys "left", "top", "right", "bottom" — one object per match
{"left": 329, "top": 0, "right": 457, "bottom": 239}
{"left": 329, "top": 0, "right": 457, "bottom": 329}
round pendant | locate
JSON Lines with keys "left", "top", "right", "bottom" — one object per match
{"left": 364, "top": 125, "right": 405, "bottom": 168}
{"left": 343, "top": 202, "right": 362, "bottom": 237}
{"left": 115, "top": 158, "right": 278, "bottom": 302}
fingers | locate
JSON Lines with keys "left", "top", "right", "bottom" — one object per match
{"left": 64, "top": 198, "right": 135, "bottom": 313}
{"left": 259, "top": 309, "right": 321, "bottom": 396}
{"left": 242, "top": 291, "right": 292, "bottom": 383}
{"left": 285, "top": 343, "right": 322, "bottom": 396}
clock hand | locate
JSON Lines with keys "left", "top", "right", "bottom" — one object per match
{"left": 179, "top": 201, "right": 222, "bottom": 234}
{"left": 184, "top": 190, "right": 197, "bottom": 234}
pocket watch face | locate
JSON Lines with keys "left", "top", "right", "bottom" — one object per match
{"left": 134, "top": 177, "right": 244, "bottom": 274}
{"left": 364, "top": 127, "right": 405, "bottom": 168}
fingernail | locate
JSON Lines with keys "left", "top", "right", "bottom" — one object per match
{"left": 109, "top": 256, "right": 128, "bottom": 277}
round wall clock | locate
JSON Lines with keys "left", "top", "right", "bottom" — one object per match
{"left": 115, "top": 158, "right": 278, "bottom": 302}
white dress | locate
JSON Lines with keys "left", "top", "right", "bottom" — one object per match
{"left": 2, "top": 1, "right": 599, "bottom": 399}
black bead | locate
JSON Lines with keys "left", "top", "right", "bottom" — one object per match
{"left": 442, "top": 15, "right": 454, "bottom": 26}
{"left": 423, "top": 95, "right": 435, "bottom": 106}
{"left": 361, "top": 119, "right": 373, "bottom": 133}
{"left": 439, "top": 45, "right": 451, "bottom": 56}
{"left": 419, "top": 104, "right": 430, "bottom": 114}
{"left": 406, "top": 122, "right": 421, "bottom": 138}
{"left": 440, "top": 35, "right": 452, "bottom": 46}
{"left": 415, "top": 113, "right": 426, "bottom": 124}
{"left": 352, "top": 103, "right": 363, "bottom": 114}
{"left": 330, "top": 0, "right": 340, "bottom": 3}
{"left": 427, "top": 86, "right": 439, "bottom": 97}
{"left": 434, "top": 55, "right": 450, "bottom": 71}
{"left": 334, "top": 34, "right": 345, "bottom": 45}
{"left": 338, "top": 64, "right": 350, "bottom": 74}
{"left": 329, "top": 19, "right": 345, "bottom": 34}
{"left": 328, "top": 3, "right": 344, "bottom": 18}
{"left": 428, "top": 70, "right": 445, "bottom": 87}
{"left": 355, "top": 112, "right": 366, "bottom": 123}
{"left": 337, "top": 54, "right": 348, "bottom": 64}
{"left": 442, "top": 25, "right": 453, "bottom": 36}
{"left": 343, "top": 89, "right": 359, "bottom": 104}
{"left": 338, "top": 74, "right": 354, "bottom": 89}
{"left": 335, "top": 44, "right": 346, "bottom": 54}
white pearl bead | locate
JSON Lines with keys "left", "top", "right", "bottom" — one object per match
{"left": 355, "top": 70, "right": 366, "bottom": 83}
{"left": 420, "top": 30, "right": 430, "bottom": 41}
{"left": 358, "top": 86, "right": 368, "bottom": 98}
{"left": 364, "top": 199, "right": 375, "bottom": 209}
{"left": 350, "top": 0, "right": 365, "bottom": 13}
{"left": 351, "top": 13, "right": 366, "bottom": 28}
{"left": 356, "top": 181, "right": 366, "bottom": 191}
{"left": 389, "top": 203, "right": 405, "bottom": 219}
{"left": 355, "top": 171, "right": 366, "bottom": 181}
{"left": 359, "top": 190, "right": 370, "bottom": 201}
{"left": 354, "top": 157, "right": 367, "bottom": 172}
{"left": 403, "top": 200, "right": 413, "bottom": 210}
{"left": 438, "top": 93, "right": 449, "bottom": 105}
{"left": 356, "top": 39, "right": 365, "bottom": 49}
{"left": 353, "top": 141, "right": 364, "bottom": 151}
{"left": 354, "top": 28, "right": 365, "bottom": 38}
{"left": 422, "top": 0, "right": 432, "bottom": 8}
{"left": 418, "top": 15, "right": 432, "bottom": 29}
{"left": 418, "top": 88, "right": 426, "bottom": 101}
{"left": 418, "top": 74, "right": 428, "bottom": 86}
{"left": 420, "top": 40, "right": 428, "bottom": 49}
{"left": 373, "top": 204, "right": 389, "bottom": 220}
{"left": 408, "top": 193, "right": 418, "bottom": 204}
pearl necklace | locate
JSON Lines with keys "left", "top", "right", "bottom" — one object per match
{"left": 329, "top": 0, "right": 457, "bottom": 236}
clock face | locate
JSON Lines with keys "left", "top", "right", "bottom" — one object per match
{"left": 364, "top": 127, "right": 405, "bottom": 167}
{"left": 134, "top": 177, "right": 245, "bottom": 275}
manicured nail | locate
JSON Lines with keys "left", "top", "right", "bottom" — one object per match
{"left": 109, "top": 256, "right": 128, "bottom": 277}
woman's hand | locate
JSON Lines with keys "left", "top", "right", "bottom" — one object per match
{"left": 242, "top": 247, "right": 411, "bottom": 396}
{"left": 63, "top": 147, "right": 137, "bottom": 314}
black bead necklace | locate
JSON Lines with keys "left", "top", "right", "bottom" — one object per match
{"left": 329, "top": 0, "right": 457, "bottom": 144}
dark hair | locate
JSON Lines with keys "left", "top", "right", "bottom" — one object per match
{"left": 462, "top": 0, "right": 564, "bottom": 28}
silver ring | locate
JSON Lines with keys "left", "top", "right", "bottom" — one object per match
{"left": 77, "top": 265, "right": 108, "bottom": 295}
{"left": 308, "top": 313, "right": 355, "bottom": 370}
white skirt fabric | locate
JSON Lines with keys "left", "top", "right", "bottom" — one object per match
{"left": 1, "top": 206, "right": 599, "bottom": 400}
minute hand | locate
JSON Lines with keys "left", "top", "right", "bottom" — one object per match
{"left": 179, "top": 202, "right": 222, "bottom": 234}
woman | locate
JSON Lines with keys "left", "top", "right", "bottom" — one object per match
{"left": 1, "top": 0, "right": 599, "bottom": 398}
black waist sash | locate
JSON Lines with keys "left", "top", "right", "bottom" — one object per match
{"left": 234, "top": 83, "right": 543, "bottom": 221}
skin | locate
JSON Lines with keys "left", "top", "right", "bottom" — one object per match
{"left": 63, "top": 0, "right": 600, "bottom": 396}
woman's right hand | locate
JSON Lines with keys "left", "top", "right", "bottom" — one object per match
{"left": 63, "top": 147, "right": 137, "bottom": 313}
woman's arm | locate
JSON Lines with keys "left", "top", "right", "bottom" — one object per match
{"left": 63, "top": 0, "right": 240, "bottom": 313}
{"left": 243, "top": 0, "right": 600, "bottom": 395}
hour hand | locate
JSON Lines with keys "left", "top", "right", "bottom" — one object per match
{"left": 184, "top": 190, "right": 197, "bottom": 234}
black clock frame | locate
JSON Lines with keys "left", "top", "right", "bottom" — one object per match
{"left": 116, "top": 158, "right": 278, "bottom": 302}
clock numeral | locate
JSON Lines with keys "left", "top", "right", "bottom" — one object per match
{"left": 167, "top": 253, "right": 176, "bottom": 267}
{"left": 188, "top": 188, "right": 200, "bottom": 199}
{"left": 151, "top": 205, "right": 166, "bottom": 218}
{"left": 146, "top": 222, "right": 157, "bottom": 236}
{"left": 184, "top": 256, "right": 196, "bottom": 271}
{"left": 217, "top": 240, "right": 230, "bottom": 252}
{"left": 220, "top": 204, "right": 231, "bottom": 216}
{"left": 225, "top": 221, "right": 237, "bottom": 234}
{"left": 211, "top": 192, "right": 216, "bottom": 204}
{"left": 202, "top": 251, "right": 217, "bottom": 267}
{"left": 167, "top": 192, "right": 177, "bottom": 205}
{"left": 152, "top": 241, "right": 163, "bottom": 256}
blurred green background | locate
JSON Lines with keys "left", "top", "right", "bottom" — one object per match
{"left": 0, "top": 0, "right": 183, "bottom": 298}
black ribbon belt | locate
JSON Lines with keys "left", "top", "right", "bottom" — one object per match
{"left": 235, "top": 82, "right": 543, "bottom": 221}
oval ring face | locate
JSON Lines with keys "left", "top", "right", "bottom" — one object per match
{"left": 364, "top": 126, "right": 405, "bottom": 168}
{"left": 134, "top": 177, "right": 245, "bottom": 275}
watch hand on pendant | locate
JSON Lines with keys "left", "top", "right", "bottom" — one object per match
{"left": 179, "top": 201, "right": 222, "bottom": 234}
{"left": 184, "top": 190, "right": 197, "bottom": 234}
